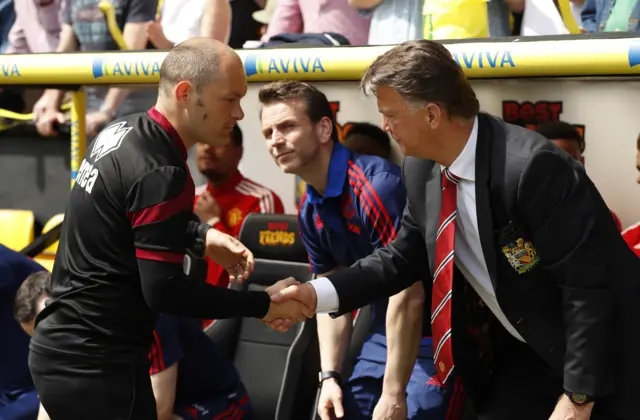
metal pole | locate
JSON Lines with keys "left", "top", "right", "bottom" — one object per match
{"left": 70, "top": 88, "right": 86, "bottom": 187}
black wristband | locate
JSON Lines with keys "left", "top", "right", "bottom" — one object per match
{"left": 187, "top": 223, "right": 211, "bottom": 259}
{"left": 318, "top": 371, "right": 342, "bottom": 387}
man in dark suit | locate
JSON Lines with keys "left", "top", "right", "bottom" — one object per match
{"left": 269, "top": 39, "right": 640, "bottom": 420}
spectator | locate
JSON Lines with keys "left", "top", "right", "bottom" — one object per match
{"left": 621, "top": 134, "right": 640, "bottom": 257}
{"left": 15, "top": 272, "right": 255, "bottom": 420}
{"left": 261, "top": 0, "right": 371, "bottom": 46}
{"left": 0, "top": 244, "right": 46, "bottom": 420}
{"left": 536, "top": 121, "right": 623, "bottom": 231}
{"left": 4, "top": 0, "right": 62, "bottom": 54}
{"left": 146, "top": 0, "right": 231, "bottom": 49}
{"left": 581, "top": 0, "right": 640, "bottom": 32}
{"left": 229, "top": 0, "right": 266, "bottom": 49}
{"left": 424, "top": 0, "right": 516, "bottom": 39}
{"left": 0, "top": 0, "right": 15, "bottom": 53}
{"left": 34, "top": 0, "right": 158, "bottom": 138}
{"left": 252, "top": 0, "right": 277, "bottom": 40}
{"left": 348, "top": 0, "right": 423, "bottom": 45}
{"left": 193, "top": 125, "right": 285, "bottom": 326}
{"left": 343, "top": 122, "right": 392, "bottom": 160}
{"left": 521, "top": 0, "right": 571, "bottom": 35}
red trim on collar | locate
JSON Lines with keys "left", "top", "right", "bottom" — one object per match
{"left": 147, "top": 106, "right": 188, "bottom": 162}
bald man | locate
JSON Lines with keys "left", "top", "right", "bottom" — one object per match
{"left": 28, "top": 39, "right": 311, "bottom": 420}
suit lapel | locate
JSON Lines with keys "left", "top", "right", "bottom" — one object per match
{"left": 475, "top": 114, "right": 499, "bottom": 290}
{"left": 426, "top": 164, "right": 442, "bottom": 275}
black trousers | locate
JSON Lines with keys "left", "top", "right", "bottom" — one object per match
{"left": 464, "top": 337, "right": 622, "bottom": 420}
{"left": 29, "top": 350, "right": 157, "bottom": 420}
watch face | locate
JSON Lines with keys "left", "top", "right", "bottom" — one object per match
{"left": 572, "top": 394, "right": 588, "bottom": 404}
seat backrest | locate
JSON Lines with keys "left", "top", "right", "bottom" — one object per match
{"left": 40, "top": 213, "right": 64, "bottom": 256}
{"left": 205, "top": 213, "right": 317, "bottom": 420}
{"left": 0, "top": 209, "right": 34, "bottom": 251}
{"left": 32, "top": 213, "right": 64, "bottom": 271}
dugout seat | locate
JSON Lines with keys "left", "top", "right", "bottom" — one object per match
{"left": 0, "top": 209, "right": 35, "bottom": 251}
{"left": 33, "top": 213, "right": 64, "bottom": 271}
{"left": 205, "top": 213, "right": 319, "bottom": 420}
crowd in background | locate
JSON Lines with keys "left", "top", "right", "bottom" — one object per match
{"left": 0, "top": 0, "right": 638, "bottom": 137}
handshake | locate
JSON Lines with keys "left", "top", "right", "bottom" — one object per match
{"left": 261, "top": 278, "right": 319, "bottom": 332}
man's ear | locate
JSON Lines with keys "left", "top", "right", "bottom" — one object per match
{"left": 174, "top": 81, "right": 193, "bottom": 107}
{"left": 316, "top": 117, "right": 334, "bottom": 144}
{"left": 424, "top": 103, "right": 442, "bottom": 129}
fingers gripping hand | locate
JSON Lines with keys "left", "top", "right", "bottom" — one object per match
{"left": 265, "top": 277, "right": 300, "bottom": 296}
{"left": 318, "top": 380, "right": 344, "bottom": 420}
{"left": 270, "top": 283, "right": 317, "bottom": 311}
{"left": 262, "top": 300, "right": 313, "bottom": 329}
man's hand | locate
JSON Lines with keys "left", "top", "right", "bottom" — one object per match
{"left": 265, "top": 277, "right": 300, "bottom": 297}
{"left": 262, "top": 299, "right": 313, "bottom": 326}
{"left": 549, "top": 394, "right": 593, "bottom": 420}
{"left": 195, "top": 191, "right": 222, "bottom": 224}
{"left": 270, "top": 282, "right": 318, "bottom": 309}
{"left": 318, "top": 378, "right": 344, "bottom": 420}
{"left": 205, "top": 228, "right": 254, "bottom": 283}
{"left": 267, "top": 282, "right": 318, "bottom": 330}
{"left": 372, "top": 393, "right": 407, "bottom": 420}
{"left": 264, "top": 278, "right": 316, "bottom": 331}
{"left": 146, "top": 16, "right": 174, "bottom": 49}
{"left": 86, "top": 111, "right": 113, "bottom": 137}
{"left": 34, "top": 92, "right": 66, "bottom": 137}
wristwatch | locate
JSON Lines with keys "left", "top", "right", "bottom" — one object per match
{"left": 565, "top": 391, "right": 594, "bottom": 406}
{"left": 187, "top": 222, "right": 211, "bottom": 259}
{"left": 318, "top": 371, "right": 342, "bottom": 387}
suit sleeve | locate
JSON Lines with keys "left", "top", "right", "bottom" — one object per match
{"left": 327, "top": 199, "right": 429, "bottom": 317}
{"left": 357, "top": 171, "right": 406, "bottom": 248}
{"left": 149, "top": 315, "right": 183, "bottom": 375}
{"left": 127, "top": 167, "right": 270, "bottom": 320}
{"left": 517, "top": 149, "right": 614, "bottom": 397}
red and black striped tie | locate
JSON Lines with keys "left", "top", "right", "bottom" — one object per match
{"left": 431, "top": 167, "right": 460, "bottom": 384}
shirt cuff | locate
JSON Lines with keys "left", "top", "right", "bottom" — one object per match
{"left": 309, "top": 277, "right": 340, "bottom": 313}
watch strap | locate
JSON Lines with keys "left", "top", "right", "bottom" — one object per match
{"left": 188, "top": 223, "right": 211, "bottom": 259}
{"left": 318, "top": 370, "right": 342, "bottom": 387}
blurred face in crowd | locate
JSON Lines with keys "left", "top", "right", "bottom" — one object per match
{"left": 375, "top": 85, "right": 435, "bottom": 158}
{"left": 177, "top": 53, "right": 246, "bottom": 147}
{"left": 343, "top": 133, "right": 391, "bottom": 160}
{"left": 19, "top": 294, "right": 47, "bottom": 337}
{"left": 636, "top": 148, "right": 640, "bottom": 185}
{"left": 260, "top": 100, "right": 333, "bottom": 176}
{"left": 195, "top": 136, "right": 242, "bottom": 183}
{"left": 551, "top": 139, "right": 584, "bottom": 164}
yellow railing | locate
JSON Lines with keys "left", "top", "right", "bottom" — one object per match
{"left": 1, "top": 37, "right": 640, "bottom": 87}
{"left": 2, "top": 36, "right": 640, "bottom": 185}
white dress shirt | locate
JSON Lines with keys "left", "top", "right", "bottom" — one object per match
{"left": 310, "top": 117, "right": 525, "bottom": 342}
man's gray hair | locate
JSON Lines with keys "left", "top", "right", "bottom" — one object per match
{"left": 360, "top": 40, "right": 479, "bottom": 120}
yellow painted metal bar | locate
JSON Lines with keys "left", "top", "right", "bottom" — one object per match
{"left": 558, "top": 0, "right": 581, "bottom": 35}
{"left": 70, "top": 89, "right": 86, "bottom": 188}
{"left": 1, "top": 38, "right": 640, "bottom": 86}
{"left": 98, "top": 0, "right": 129, "bottom": 50}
